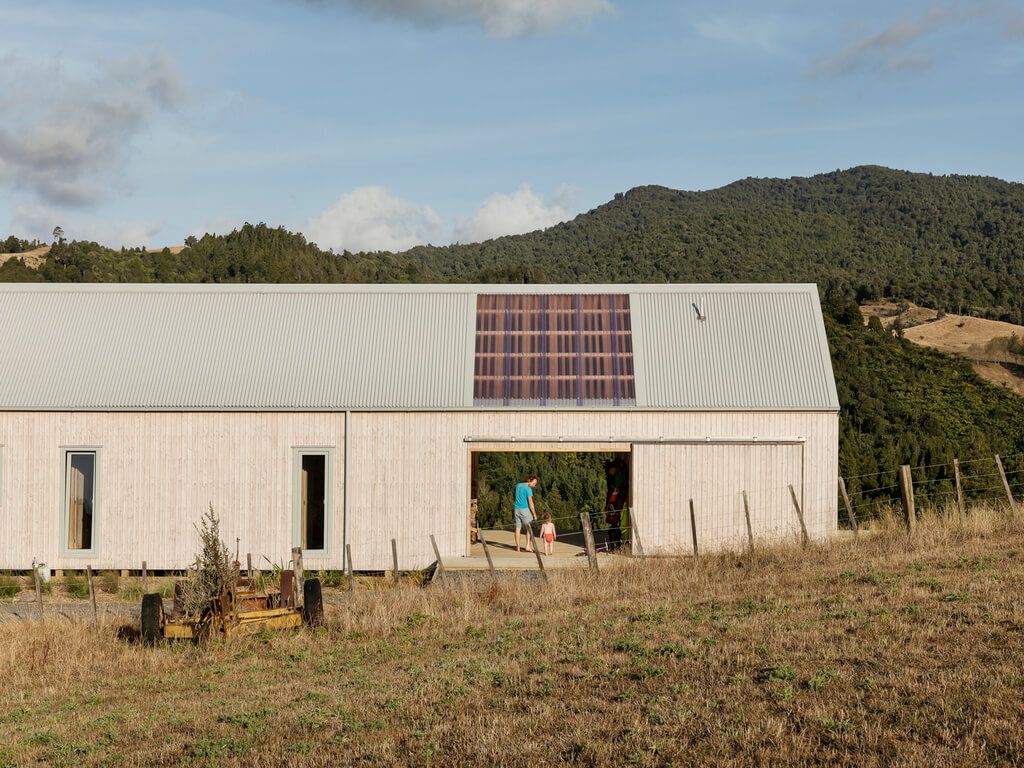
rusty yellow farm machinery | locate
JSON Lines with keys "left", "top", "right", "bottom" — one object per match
{"left": 141, "top": 568, "right": 323, "bottom": 643}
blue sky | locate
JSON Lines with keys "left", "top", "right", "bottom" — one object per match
{"left": 1, "top": 0, "right": 1022, "bottom": 252}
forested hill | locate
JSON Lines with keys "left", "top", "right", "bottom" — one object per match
{"left": 406, "top": 166, "right": 1024, "bottom": 322}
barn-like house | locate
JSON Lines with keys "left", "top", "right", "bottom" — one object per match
{"left": 0, "top": 283, "right": 839, "bottom": 571}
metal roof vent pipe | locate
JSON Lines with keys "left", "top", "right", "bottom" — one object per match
{"left": 692, "top": 302, "right": 707, "bottom": 322}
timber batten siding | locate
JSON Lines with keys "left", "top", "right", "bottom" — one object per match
{"left": 0, "top": 284, "right": 840, "bottom": 571}
{"left": 0, "top": 410, "right": 836, "bottom": 571}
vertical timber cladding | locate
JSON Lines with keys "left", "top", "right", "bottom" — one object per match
{"left": 632, "top": 442, "right": 806, "bottom": 554}
{"left": 474, "top": 294, "right": 636, "bottom": 406}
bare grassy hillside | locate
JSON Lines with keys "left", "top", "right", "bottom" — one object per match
{"left": 862, "top": 301, "right": 1024, "bottom": 396}
{"left": 0, "top": 246, "right": 49, "bottom": 268}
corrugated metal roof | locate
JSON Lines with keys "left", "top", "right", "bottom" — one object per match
{"left": 630, "top": 287, "right": 839, "bottom": 410}
{"left": 0, "top": 283, "right": 837, "bottom": 411}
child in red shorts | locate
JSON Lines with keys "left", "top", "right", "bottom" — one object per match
{"left": 539, "top": 513, "right": 557, "bottom": 556}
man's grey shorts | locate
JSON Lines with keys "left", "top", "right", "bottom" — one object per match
{"left": 514, "top": 508, "right": 533, "bottom": 527}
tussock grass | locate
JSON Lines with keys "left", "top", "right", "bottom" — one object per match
{"left": 2, "top": 508, "right": 1024, "bottom": 766}
{"left": 0, "top": 574, "right": 21, "bottom": 599}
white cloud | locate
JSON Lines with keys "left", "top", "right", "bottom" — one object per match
{"left": 810, "top": 2, "right": 1020, "bottom": 78}
{"left": 0, "top": 48, "right": 187, "bottom": 207}
{"left": 301, "top": 183, "right": 578, "bottom": 253}
{"left": 695, "top": 14, "right": 790, "bottom": 54}
{"left": 453, "top": 183, "right": 576, "bottom": 243}
{"left": 302, "top": 187, "right": 445, "bottom": 253}
{"left": 299, "top": 0, "right": 613, "bottom": 38}
{"left": 10, "top": 203, "right": 161, "bottom": 249}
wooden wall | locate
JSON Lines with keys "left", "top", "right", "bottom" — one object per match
{"left": 0, "top": 410, "right": 837, "bottom": 571}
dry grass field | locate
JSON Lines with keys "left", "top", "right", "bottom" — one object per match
{"left": 2, "top": 510, "right": 1024, "bottom": 767}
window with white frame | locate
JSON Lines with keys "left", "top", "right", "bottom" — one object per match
{"left": 293, "top": 448, "right": 332, "bottom": 555}
{"left": 63, "top": 449, "right": 98, "bottom": 554}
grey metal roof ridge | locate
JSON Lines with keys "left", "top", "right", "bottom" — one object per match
{"left": 0, "top": 282, "right": 822, "bottom": 294}
{"left": 0, "top": 405, "right": 841, "bottom": 413}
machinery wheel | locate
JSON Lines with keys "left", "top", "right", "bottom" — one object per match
{"left": 302, "top": 578, "right": 323, "bottom": 627}
{"left": 141, "top": 593, "right": 164, "bottom": 645}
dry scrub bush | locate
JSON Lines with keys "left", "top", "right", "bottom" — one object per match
{"left": 175, "top": 504, "right": 231, "bottom": 617}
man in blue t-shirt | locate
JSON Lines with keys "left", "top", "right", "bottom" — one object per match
{"left": 512, "top": 475, "right": 539, "bottom": 552}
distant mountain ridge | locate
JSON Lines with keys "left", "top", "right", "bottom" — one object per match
{"left": 404, "top": 165, "right": 1024, "bottom": 321}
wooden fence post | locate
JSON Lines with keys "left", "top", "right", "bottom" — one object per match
{"left": 788, "top": 485, "right": 809, "bottom": 547}
{"left": 953, "top": 459, "right": 966, "bottom": 524}
{"left": 994, "top": 454, "right": 1018, "bottom": 518}
{"left": 742, "top": 491, "right": 754, "bottom": 556}
{"left": 838, "top": 477, "right": 858, "bottom": 537}
{"left": 34, "top": 567, "right": 43, "bottom": 620}
{"left": 688, "top": 499, "right": 699, "bottom": 557}
{"left": 87, "top": 565, "right": 98, "bottom": 625}
{"left": 247, "top": 553, "right": 253, "bottom": 582}
{"left": 579, "top": 512, "right": 600, "bottom": 572}
{"left": 345, "top": 543, "right": 355, "bottom": 595}
{"left": 532, "top": 544, "right": 548, "bottom": 585}
{"left": 232, "top": 559, "right": 241, "bottom": 627}
{"left": 628, "top": 508, "right": 645, "bottom": 557}
{"left": 898, "top": 465, "right": 916, "bottom": 534}
{"left": 391, "top": 539, "right": 400, "bottom": 592}
{"left": 291, "top": 547, "right": 304, "bottom": 608}
{"left": 478, "top": 530, "right": 497, "bottom": 580}
{"left": 429, "top": 534, "right": 447, "bottom": 586}
{"left": 142, "top": 561, "right": 148, "bottom": 595}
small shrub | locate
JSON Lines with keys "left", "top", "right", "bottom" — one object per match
{"left": 819, "top": 717, "right": 851, "bottom": 733}
{"left": 611, "top": 637, "right": 650, "bottom": 657}
{"left": 0, "top": 573, "right": 21, "bottom": 598}
{"left": 755, "top": 664, "right": 798, "bottom": 683}
{"left": 942, "top": 591, "right": 970, "bottom": 602}
{"left": 64, "top": 571, "right": 89, "bottom": 599}
{"left": 178, "top": 505, "right": 231, "bottom": 618}
{"left": 807, "top": 670, "right": 840, "bottom": 689}
{"left": 118, "top": 582, "right": 142, "bottom": 601}
{"left": 99, "top": 571, "right": 120, "bottom": 594}
{"left": 314, "top": 570, "right": 345, "bottom": 589}
{"left": 631, "top": 605, "right": 670, "bottom": 624}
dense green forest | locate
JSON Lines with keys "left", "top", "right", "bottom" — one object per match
{"left": 0, "top": 225, "right": 436, "bottom": 284}
{"left": 4, "top": 165, "right": 1024, "bottom": 520}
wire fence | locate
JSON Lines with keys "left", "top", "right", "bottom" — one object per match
{"left": 332, "top": 451, "right": 1024, "bottom": 576}
{"left": 36, "top": 453, "right": 1019, "bottom": 583}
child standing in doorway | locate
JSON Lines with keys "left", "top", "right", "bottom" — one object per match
{"left": 539, "top": 513, "right": 557, "bottom": 556}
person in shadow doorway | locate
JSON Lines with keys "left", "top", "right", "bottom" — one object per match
{"left": 604, "top": 458, "right": 628, "bottom": 551}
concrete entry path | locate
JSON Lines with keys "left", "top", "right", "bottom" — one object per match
{"left": 442, "top": 527, "right": 625, "bottom": 571}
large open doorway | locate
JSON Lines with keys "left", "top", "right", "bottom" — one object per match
{"left": 469, "top": 450, "right": 632, "bottom": 557}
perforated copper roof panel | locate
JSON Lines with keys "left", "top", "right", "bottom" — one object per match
{"left": 474, "top": 294, "right": 635, "bottom": 406}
